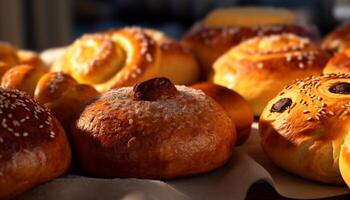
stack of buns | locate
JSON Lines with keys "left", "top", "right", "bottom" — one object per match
{"left": 5, "top": 6, "right": 350, "bottom": 198}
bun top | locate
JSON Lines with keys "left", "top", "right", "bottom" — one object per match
{"left": 73, "top": 77, "right": 234, "bottom": 145}
{"left": 0, "top": 42, "right": 19, "bottom": 66}
{"left": 322, "top": 22, "right": 350, "bottom": 54}
{"left": 0, "top": 88, "right": 62, "bottom": 162}
{"left": 260, "top": 73, "right": 350, "bottom": 144}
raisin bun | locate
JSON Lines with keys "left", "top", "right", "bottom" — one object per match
{"left": 71, "top": 77, "right": 235, "bottom": 179}
{"left": 0, "top": 89, "right": 71, "bottom": 199}
{"left": 260, "top": 74, "right": 350, "bottom": 184}
{"left": 322, "top": 22, "right": 350, "bottom": 54}
{"left": 323, "top": 48, "right": 350, "bottom": 74}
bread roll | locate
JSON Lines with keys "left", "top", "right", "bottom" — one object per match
{"left": 0, "top": 88, "right": 71, "bottom": 199}
{"left": 204, "top": 7, "right": 296, "bottom": 27}
{"left": 322, "top": 22, "right": 350, "bottom": 54}
{"left": 182, "top": 24, "right": 315, "bottom": 79}
{"left": 192, "top": 82, "right": 253, "bottom": 145}
{"left": 34, "top": 72, "right": 99, "bottom": 130}
{"left": 17, "top": 50, "right": 47, "bottom": 70}
{"left": 0, "top": 42, "right": 19, "bottom": 66}
{"left": 213, "top": 34, "right": 329, "bottom": 116}
{"left": 323, "top": 48, "right": 350, "bottom": 74}
{"left": 71, "top": 77, "right": 235, "bottom": 179}
{"left": 53, "top": 27, "right": 199, "bottom": 92}
{"left": 1, "top": 64, "right": 48, "bottom": 97}
{"left": 260, "top": 73, "right": 350, "bottom": 184}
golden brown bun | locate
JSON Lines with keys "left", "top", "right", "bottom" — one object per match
{"left": 204, "top": 7, "right": 296, "bottom": 27}
{"left": 53, "top": 27, "right": 199, "bottom": 92}
{"left": 323, "top": 48, "right": 350, "bottom": 74}
{"left": 340, "top": 132, "right": 350, "bottom": 188}
{"left": 182, "top": 24, "right": 316, "bottom": 78}
{"left": 213, "top": 34, "right": 329, "bottom": 116}
{"left": 192, "top": 82, "right": 253, "bottom": 145}
{"left": 0, "top": 42, "right": 19, "bottom": 66}
{"left": 34, "top": 72, "right": 99, "bottom": 131}
{"left": 322, "top": 22, "right": 350, "bottom": 54}
{"left": 1, "top": 64, "right": 48, "bottom": 97}
{"left": 260, "top": 73, "right": 350, "bottom": 184}
{"left": 0, "top": 89, "right": 71, "bottom": 199}
{"left": 0, "top": 62, "right": 11, "bottom": 79}
{"left": 71, "top": 77, "right": 235, "bottom": 179}
{"left": 17, "top": 50, "right": 47, "bottom": 70}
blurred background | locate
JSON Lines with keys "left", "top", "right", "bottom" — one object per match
{"left": 0, "top": 0, "right": 347, "bottom": 51}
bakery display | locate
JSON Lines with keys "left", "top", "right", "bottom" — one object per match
{"left": 213, "top": 34, "right": 329, "bottom": 116}
{"left": 34, "top": 72, "right": 99, "bottom": 131}
{"left": 71, "top": 77, "right": 235, "bottom": 179}
{"left": 192, "top": 82, "right": 253, "bottom": 145}
{"left": 323, "top": 48, "right": 350, "bottom": 74}
{"left": 322, "top": 22, "right": 350, "bottom": 54}
{"left": 0, "top": 88, "right": 71, "bottom": 199}
{"left": 52, "top": 27, "right": 199, "bottom": 92}
{"left": 260, "top": 73, "right": 350, "bottom": 184}
{"left": 1, "top": 64, "right": 48, "bottom": 97}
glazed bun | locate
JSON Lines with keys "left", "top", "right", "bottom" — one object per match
{"left": 322, "top": 22, "right": 350, "bottom": 54}
{"left": 34, "top": 72, "right": 99, "bottom": 130}
{"left": 53, "top": 27, "right": 199, "bottom": 92}
{"left": 182, "top": 24, "right": 315, "bottom": 79}
{"left": 0, "top": 88, "right": 71, "bottom": 199}
{"left": 17, "top": 50, "right": 47, "bottom": 70}
{"left": 260, "top": 73, "right": 350, "bottom": 184}
{"left": 192, "top": 82, "right": 253, "bottom": 145}
{"left": 204, "top": 7, "right": 296, "bottom": 27}
{"left": 340, "top": 133, "right": 350, "bottom": 188}
{"left": 213, "top": 34, "right": 329, "bottom": 116}
{"left": 72, "top": 77, "right": 235, "bottom": 179}
{"left": 323, "top": 48, "right": 350, "bottom": 74}
{"left": 1, "top": 64, "right": 48, "bottom": 97}
{"left": 0, "top": 42, "right": 19, "bottom": 66}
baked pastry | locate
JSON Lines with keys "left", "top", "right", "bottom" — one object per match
{"left": 340, "top": 132, "right": 350, "bottom": 188}
{"left": 34, "top": 72, "right": 99, "bottom": 130}
{"left": 0, "top": 88, "right": 71, "bottom": 199}
{"left": 192, "top": 82, "right": 253, "bottom": 145}
{"left": 182, "top": 24, "right": 315, "bottom": 78}
{"left": 1, "top": 64, "right": 48, "bottom": 97}
{"left": 260, "top": 73, "right": 350, "bottom": 184}
{"left": 213, "top": 34, "right": 329, "bottom": 116}
{"left": 204, "top": 6, "right": 296, "bottom": 27}
{"left": 323, "top": 48, "right": 350, "bottom": 74}
{"left": 71, "top": 77, "right": 235, "bottom": 179}
{"left": 0, "top": 42, "right": 19, "bottom": 66}
{"left": 52, "top": 27, "right": 199, "bottom": 92}
{"left": 322, "top": 22, "right": 350, "bottom": 54}
{"left": 17, "top": 50, "right": 47, "bottom": 70}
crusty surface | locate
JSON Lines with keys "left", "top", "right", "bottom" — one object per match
{"left": 192, "top": 82, "right": 253, "bottom": 145}
{"left": 72, "top": 78, "right": 235, "bottom": 179}
{"left": 0, "top": 88, "right": 71, "bottom": 199}
{"left": 324, "top": 48, "right": 350, "bottom": 74}
{"left": 260, "top": 73, "right": 350, "bottom": 184}
{"left": 53, "top": 27, "right": 199, "bottom": 92}
{"left": 34, "top": 72, "right": 99, "bottom": 131}
{"left": 213, "top": 34, "right": 329, "bottom": 116}
{"left": 181, "top": 23, "right": 315, "bottom": 78}
{"left": 322, "top": 22, "right": 350, "bottom": 54}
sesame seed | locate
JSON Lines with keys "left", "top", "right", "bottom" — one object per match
{"left": 14, "top": 132, "right": 20, "bottom": 137}
{"left": 129, "top": 119, "right": 133, "bottom": 125}
{"left": 23, "top": 132, "right": 28, "bottom": 137}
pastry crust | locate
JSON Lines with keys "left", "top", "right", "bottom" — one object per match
{"left": 322, "top": 22, "right": 350, "bottom": 54}
{"left": 260, "top": 74, "right": 350, "bottom": 184}
{"left": 71, "top": 78, "right": 235, "bottom": 179}
{"left": 0, "top": 89, "right": 71, "bottom": 199}
{"left": 213, "top": 34, "right": 329, "bottom": 115}
{"left": 324, "top": 48, "right": 350, "bottom": 74}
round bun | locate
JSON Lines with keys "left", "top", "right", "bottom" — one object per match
{"left": 260, "top": 73, "right": 350, "bottom": 184}
{"left": 322, "top": 22, "right": 350, "bottom": 54}
{"left": 34, "top": 72, "right": 99, "bottom": 130}
{"left": 17, "top": 50, "right": 47, "bottom": 70}
{"left": 192, "top": 82, "right": 253, "bottom": 145}
{"left": 324, "top": 48, "right": 350, "bottom": 74}
{"left": 213, "top": 34, "right": 329, "bottom": 116}
{"left": 182, "top": 24, "right": 316, "bottom": 78}
{"left": 0, "top": 88, "right": 71, "bottom": 199}
{"left": 53, "top": 27, "right": 199, "bottom": 92}
{"left": 71, "top": 77, "right": 235, "bottom": 179}
{"left": 204, "top": 7, "right": 296, "bottom": 27}
{"left": 0, "top": 42, "right": 19, "bottom": 66}
{"left": 340, "top": 133, "right": 350, "bottom": 188}
{"left": 1, "top": 64, "right": 47, "bottom": 97}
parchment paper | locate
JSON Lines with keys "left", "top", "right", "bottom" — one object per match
{"left": 18, "top": 123, "right": 350, "bottom": 200}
